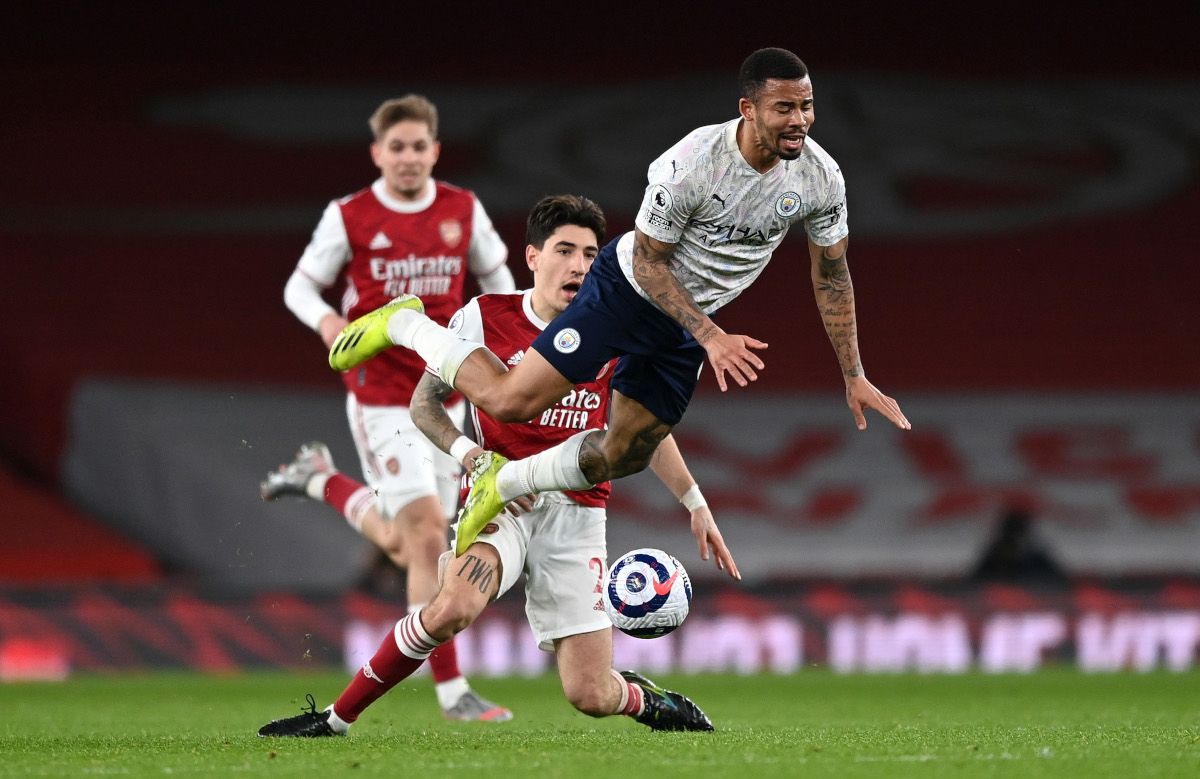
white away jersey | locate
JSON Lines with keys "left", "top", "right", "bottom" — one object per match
{"left": 622, "top": 118, "right": 848, "bottom": 314}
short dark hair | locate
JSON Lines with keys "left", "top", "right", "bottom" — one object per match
{"left": 738, "top": 48, "right": 808, "bottom": 102}
{"left": 526, "top": 194, "right": 606, "bottom": 248}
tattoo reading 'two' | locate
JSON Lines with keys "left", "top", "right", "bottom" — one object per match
{"left": 456, "top": 554, "right": 495, "bottom": 594}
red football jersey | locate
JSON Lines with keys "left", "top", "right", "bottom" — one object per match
{"left": 453, "top": 291, "right": 614, "bottom": 508}
{"left": 335, "top": 181, "right": 480, "bottom": 405}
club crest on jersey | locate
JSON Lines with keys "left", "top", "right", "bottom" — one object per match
{"left": 649, "top": 185, "right": 673, "bottom": 213}
{"left": 775, "top": 191, "right": 802, "bottom": 218}
{"left": 554, "top": 328, "right": 582, "bottom": 354}
{"left": 439, "top": 219, "right": 463, "bottom": 248}
{"left": 369, "top": 231, "right": 392, "bottom": 250}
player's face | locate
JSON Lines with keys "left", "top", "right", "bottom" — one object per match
{"left": 738, "top": 77, "right": 814, "bottom": 170}
{"left": 371, "top": 120, "right": 440, "bottom": 201}
{"left": 527, "top": 224, "right": 599, "bottom": 321}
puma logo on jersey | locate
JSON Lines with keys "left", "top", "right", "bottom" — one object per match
{"left": 369, "top": 231, "right": 392, "bottom": 250}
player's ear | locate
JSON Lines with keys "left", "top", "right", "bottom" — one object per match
{"left": 738, "top": 97, "right": 755, "bottom": 123}
{"left": 430, "top": 140, "right": 441, "bottom": 164}
{"left": 525, "top": 244, "right": 539, "bottom": 273}
{"left": 369, "top": 141, "right": 382, "bottom": 167}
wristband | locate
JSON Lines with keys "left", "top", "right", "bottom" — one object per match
{"left": 449, "top": 436, "right": 477, "bottom": 464}
{"left": 680, "top": 484, "right": 707, "bottom": 512}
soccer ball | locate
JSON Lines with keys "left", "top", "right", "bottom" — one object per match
{"left": 603, "top": 548, "right": 692, "bottom": 638}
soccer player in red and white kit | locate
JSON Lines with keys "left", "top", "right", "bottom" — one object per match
{"left": 258, "top": 195, "right": 739, "bottom": 737}
{"left": 261, "top": 95, "right": 515, "bottom": 721}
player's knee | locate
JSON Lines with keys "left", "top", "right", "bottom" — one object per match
{"left": 562, "top": 679, "right": 611, "bottom": 718}
{"left": 403, "top": 504, "right": 449, "bottom": 547}
{"left": 422, "top": 596, "right": 479, "bottom": 637}
{"left": 372, "top": 521, "right": 408, "bottom": 563}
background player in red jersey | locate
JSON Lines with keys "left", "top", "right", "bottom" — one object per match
{"left": 258, "top": 195, "right": 739, "bottom": 737}
{"left": 260, "top": 95, "right": 515, "bottom": 721}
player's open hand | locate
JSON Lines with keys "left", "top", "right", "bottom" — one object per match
{"left": 703, "top": 330, "right": 768, "bottom": 392}
{"left": 690, "top": 507, "right": 741, "bottom": 580}
{"left": 846, "top": 375, "right": 910, "bottom": 431}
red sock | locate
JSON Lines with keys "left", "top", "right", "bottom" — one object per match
{"left": 427, "top": 638, "right": 461, "bottom": 683}
{"left": 323, "top": 473, "right": 374, "bottom": 530}
{"left": 333, "top": 612, "right": 441, "bottom": 722}
{"left": 618, "top": 678, "right": 644, "bottom": 717}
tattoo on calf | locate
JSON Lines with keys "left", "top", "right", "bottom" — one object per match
{"left": 455, "top": 554, "right": 495, "bottom": 595}
{"left": 578, "top": 433, "right": 610, "bottom": 483}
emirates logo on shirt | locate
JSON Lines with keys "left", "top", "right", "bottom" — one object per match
{"left": 439, "top": 219, "right": 462, "bottom": 248}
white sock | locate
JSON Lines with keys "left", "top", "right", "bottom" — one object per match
{"left": 324, "top": 705, "right": 351, "bottom": 734}
{"left": 496, "top": 430, "right": 595, "bottom": 502}
{"left": 435, "top": 676, "right": 470, "bottom": 710}
{"left": 384, "top": 308, "right": 427, "bottom": 349}
{"left": 305, "top": 472, "right": 332, "bottom": 500}
{"left": 387, "top": 311, "right": 483, "bottom": 387}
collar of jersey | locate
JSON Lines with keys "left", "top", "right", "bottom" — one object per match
{"left": 371, "top": 178, "right": 436, "bottom": 213}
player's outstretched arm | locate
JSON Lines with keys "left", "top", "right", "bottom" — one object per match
{"left": 808, "top": 237, "right": 910, "bottom": 431}
{"left": 411, "top": 372, "right": 473, "bottom": 462}
{"left": 631, "top": 229, "right": 767, "bottom": 393}
{"left": 411, "top": 372, "right": 535, "bottom": 515}
{"left": 648, "top": 434, "right": 741, "bottom": 580}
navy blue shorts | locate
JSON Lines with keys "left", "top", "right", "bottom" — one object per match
{"left": 530, "top": 235, "right": 706, "bottom": 426}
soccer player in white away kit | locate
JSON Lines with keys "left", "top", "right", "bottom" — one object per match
{"left": 261, "top": 95, "right": 515, "bottom": 721}
{"left": 258, "top": 195, "right": 738, "bottom": 736}
{"left": 328, "top": 48, "right": 911, "bottom": 556}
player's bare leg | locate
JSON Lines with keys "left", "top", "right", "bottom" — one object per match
{"left": 553, "top": 629, "right": 621, "bottom": 716}
{"left": 451, "top": 346, "right": 574, "bottom": 424}
{"left": 331, "top": 298, "right": 573, "bottom": 423}
{"left": 456, "top": 392, "right": 670, "bottom": 554}
{"left": 393, "top": 496, "right": 445, "bottom": 606}
{"left": 259, "top": 542, "right": 509, "bottom": 737}
{"left": 576, "top": 390, "right": 673, "bottom": 482}
{"left": 554, "top": 628, "right": 714, "bottom": 730}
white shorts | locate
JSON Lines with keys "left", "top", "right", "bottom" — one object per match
{"left": 475, "top": 492, "right": 611, "bottom": 650}
{"left": 345, "top": 394, "right": 465, "bottom": 521}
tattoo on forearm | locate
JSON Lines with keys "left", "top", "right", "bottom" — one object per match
{"left": 632, "top": 233, "right": 710, "bottom": 339}
{"left": 815, "top": 246, "right": 862, "bottom": 378}
{"left": 816, "top": 250, "right": 852, "bottom": 303}
{"left": 455, "top": 554, "right": 495, "bottom": 595}
{"left": 411, "top": 377, "right": 462, "bottom": 453}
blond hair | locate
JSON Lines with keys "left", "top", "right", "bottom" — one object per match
{"left": 368, "top": 94, "right": 438, "bottom": 140}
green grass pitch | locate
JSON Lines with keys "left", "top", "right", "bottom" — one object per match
{"left": 1, "top": 670, "right": 1197, "bottom": 777}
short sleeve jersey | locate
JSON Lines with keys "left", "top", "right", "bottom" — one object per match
{"left": 621, "top": 118, "right": 848, "bottom": 314}
{"left": 446, "top": 291, "right": 614, "bottom": 508}
{"left": 296, "top": 178, "right": 507, "bottom": 405}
